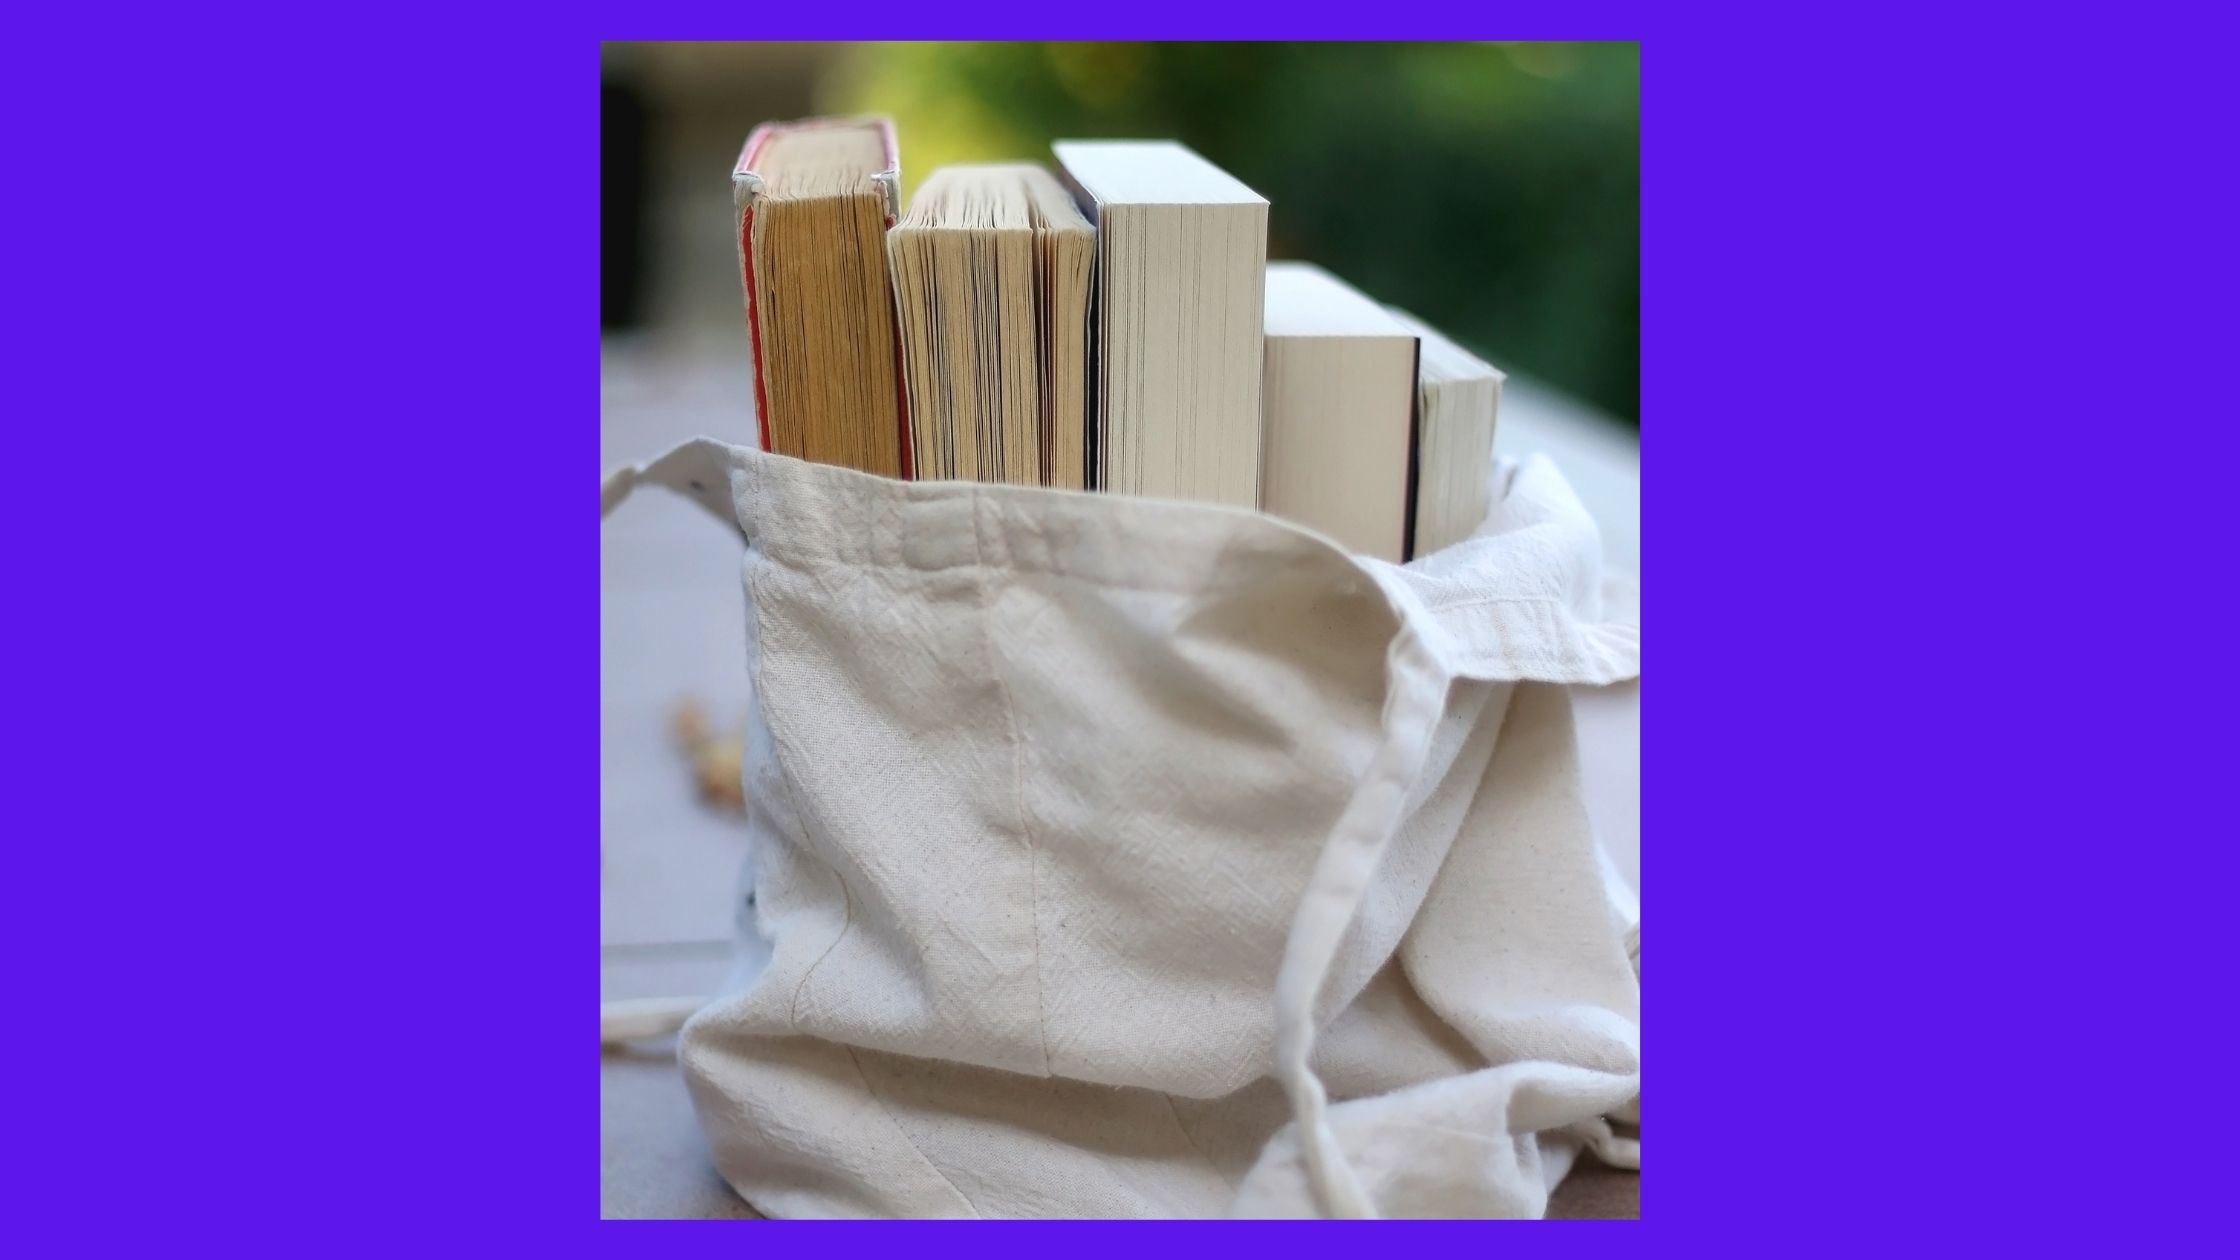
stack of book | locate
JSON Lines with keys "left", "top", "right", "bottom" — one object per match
{"left": 732, "top": 116, "right": 1505, "bottom": 563}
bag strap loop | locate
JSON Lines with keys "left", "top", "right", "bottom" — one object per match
{"left": 598, "top": 439, "right": 749, "bottom": 1047}
{"left": 1271, "top": 610, "right": 1452, "bottom": 1219}
{"left": 601, "top": 437, "right": 743, "bottom": 534}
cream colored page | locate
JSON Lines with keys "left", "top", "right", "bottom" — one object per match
{"left": 1261, "top": 337, "right": 1416, "bottom": 562}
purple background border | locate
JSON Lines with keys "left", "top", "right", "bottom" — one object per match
{"left": 11, "top": 6, "right": 2228, "bottom": 1246}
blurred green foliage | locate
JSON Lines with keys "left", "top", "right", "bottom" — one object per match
{"left": 828, "top": 42, "right": 1638, "bottom": 422}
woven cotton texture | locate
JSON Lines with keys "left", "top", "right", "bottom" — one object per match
{"left": 599, "top": 439, "right": 1640, "bottom": 1218}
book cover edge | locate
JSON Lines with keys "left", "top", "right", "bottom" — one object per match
{"left": 732, "top": 117, "right": 909, "bottom": 475}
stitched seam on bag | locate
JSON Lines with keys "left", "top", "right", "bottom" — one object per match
{"left": 736, "top": 457, "right": 860, "bottom": 1031}
{"left": 759, "top": 550, "right": 1319, "bottom": 599}
{"left": 760, "top": 549, "right": 1601, "bottom": 618}
{"left": 1161, "top": 1093, "right": 1236, "bottom": 1191}
{"left": 973, "top": 489, "right": 1056, "bottom": 1079}
{"left": 743, "top": 550, "right": 857, "bottom": 1034}
{"left": 1422, "top": 594, "right": 1570, "bottom": 612}
{"left": 841, "top": 1045, "right": 984, "bottom": 1218}
{"left": 786, "top": 865, "right": 854, "bottom": 1032}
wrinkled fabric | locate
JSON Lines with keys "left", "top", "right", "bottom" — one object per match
{"left": 599, "top": 439, "right": 1640, "bottom": 1218}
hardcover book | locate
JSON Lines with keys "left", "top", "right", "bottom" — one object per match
{"left": 733, "top": 116, "right": 910, "bottom": 477}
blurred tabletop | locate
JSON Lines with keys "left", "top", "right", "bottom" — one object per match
{"left": 599, "top": 329, "right": 1641, "bottom": 1219}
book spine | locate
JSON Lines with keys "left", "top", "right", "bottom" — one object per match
{"left": 882, "top": 199, "right": 912, "bottom": 482}
{"left": 738, "top": 205, "right": 775, "bottom": 455}
{"left": 1401, "top": 336, "right": 1423, "bottom": 563}
{"left": 872, "top": 119, "right": 912, "bottom": 481}
{"left": 1050, "top": 160, "right": 1103, "bottom": 490}
{"left": 735, "top": 129, "right": 777, "bottom": 454}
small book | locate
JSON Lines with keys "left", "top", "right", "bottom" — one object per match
{"left": 1053, "top": 140, "right": 1268, "bottom": 507}
{"left": 887, "top": 164, "right": 1095, "bottom": 488}
{"left": 1387, "top": 306, "right": 1505, "bottom": 557}
{"left": 1261, "top": 262, "right": 1422, "bottom": 563}
{"left": 732, "top": 116, "right": 909, "bottom": 477}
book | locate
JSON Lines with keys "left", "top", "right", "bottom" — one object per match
{"left": 1052, "top": 140, "right": 1268, "bottom": 507}
{"left": 1387, "top": 306, "right": 1505, "bottom": 557}
{"left": 887, "top": 164, "right": 1094, "bottom": 488}
{"left": 732, "top": 116, "right": 909, "bottom": 477}
{"left": 1261, "top": 262, "right": 1422, "bottom": 563}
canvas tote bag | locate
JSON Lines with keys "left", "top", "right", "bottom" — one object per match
{"left": 599, "top": 437, "right": 1642, "bottom": 1218}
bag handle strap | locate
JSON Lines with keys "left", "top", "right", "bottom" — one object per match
{"left": 599, "top": 439, "right": 748, "bottom": 1047}
{"left": 1269, "top": 466, "right": 1640, "bottom": 1216}
{"left": 1271, "top": 610, "right": 1452, "bottom": 1219}
{"left": 601, "top": 438, "right": 743, "bottom": 533}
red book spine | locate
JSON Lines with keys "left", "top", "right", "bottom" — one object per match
{"left": 739, "top": 206, "right": 774, "bottom": 455}
{"left": 736, "top": 125, "right": 778, "bottom": 455}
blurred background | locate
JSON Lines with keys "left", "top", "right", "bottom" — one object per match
{"left": 600, "top": 41, "right": 1638, "bottom": 423}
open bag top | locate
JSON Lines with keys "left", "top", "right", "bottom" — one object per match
{"left": 601, "top": 439, "right": 1640, "bottom": 1218}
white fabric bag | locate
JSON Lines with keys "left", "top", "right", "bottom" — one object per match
{"left": 599, "top": 438, "right": 1641, "bottom": 1219}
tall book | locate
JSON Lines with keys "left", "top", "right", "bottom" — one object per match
{"left": 1387, "top": 307, "right": 1505, "bottom": 557}
{"left": 1262, "top": 262, "right": 1421, "bottom": 563}
{"left": 732, "top": 116, "right": 909, "bottom": 478}
{"left": 1052, "top": 140, "right": 1268, "bottom": 507}
{"left": 887, "top": 164, "right": 1095, "bottom": 488}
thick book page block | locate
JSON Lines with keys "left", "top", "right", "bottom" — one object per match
{"left": 1388, "top": 306, "right": 1506, "bottom": 558}
{"left": 732, "top": 117, "right": 907, "bottom": 478}
{"left": 888, "top": 163, "right": 1093, "bottom": 488}
{"left": 1262, "top": 262, "right": 1419, "bottom": 563}
{"left": 1054, "top": 141, "right": 1268, "bottom": 507}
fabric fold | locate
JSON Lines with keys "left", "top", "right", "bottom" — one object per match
{"left": 600, "top": 438, "right": 1640, "bottom": 1218}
